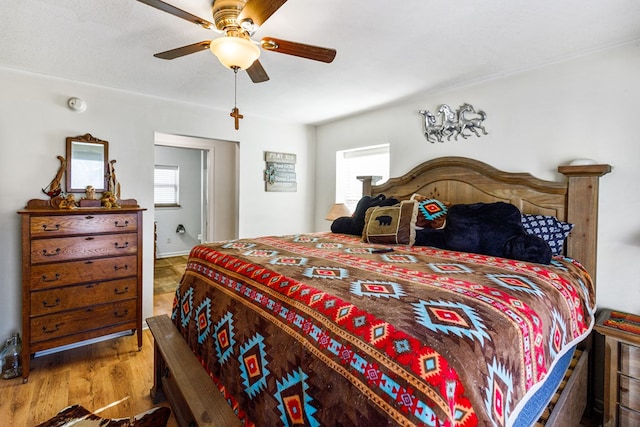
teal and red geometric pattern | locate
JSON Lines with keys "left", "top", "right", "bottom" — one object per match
{"left": 172, "top": 232, "right": 595, "bottom": 427}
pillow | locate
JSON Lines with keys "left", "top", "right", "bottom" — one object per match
{"left": 362, "top": 200, "right": 418, "bottom": 245}
{"left": 331, "top": 194, "right": 399, "bottom": 236}
{"left": 521, "top": 214, "right": 574, "bottom": 256}
{"left": 416, "top": 202, "right": 552, "bottom": 264}
{"left": 409, "top": 194, "right": 450, "bottom": 229}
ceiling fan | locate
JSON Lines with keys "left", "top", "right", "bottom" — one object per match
{"left": 137, "top": 0, "right": 337, "bottom": 83}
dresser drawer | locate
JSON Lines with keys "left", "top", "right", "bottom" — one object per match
{"left": 30, "top": 299, "right": 137, "bottom": 343}
{"left": 30, "top": 278, "right": 137, "bottom": 316}
{"left": 29, "top": 255, "right": 137, "bottom": 290}
{"left": 620, "top": 374, "right": 640, "bottom": 412}
{"left": 618, "top": 406, "right": 640, "bottom": 427}
{"left": 31, "top": 233, "right": 137, "bottom": 264}
{"left": 621, "top": 343, "right": 640, "bottom": 378}
{"left": 30, "top": 213, "right": 138, "bottom": 237}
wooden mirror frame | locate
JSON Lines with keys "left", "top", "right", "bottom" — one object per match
{"left": 65, "top": 133, "right": 109, "bottom": 193}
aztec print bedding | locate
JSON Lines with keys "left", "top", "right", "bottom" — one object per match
{"left": 171, "top": 232, "right": 595, "bottom": 427}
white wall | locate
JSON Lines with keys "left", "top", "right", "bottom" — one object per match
{"left": 314, "top": 42, "right": 640, "bottom": 315}
{"left": 0, "top": 68, "right": 316, "bottom": 341}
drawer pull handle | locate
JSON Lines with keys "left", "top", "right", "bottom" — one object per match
{"left": 42, "top": 224, "right": 60, "bottom": 232}
{"left": 42, "top": 248, "right": 61, "bottom": 257}
{"left": 42, "top": 298, "right": 60, "bottom": 308}
{"left": 114, "top": 220, "right": 129, "bottom": 228}
{"left": 42, "top": 324, "right": 60, "bottom": 334}
{"left": 114, "top": 287, "right": 129, "bottom": 295}
{"left": 84, "top": 260, "right": 94, "bottom": 265}
{"left": 114, "top": 242, "right": 129, "bottom": 249}
{"left": 114, "top": 309, "right": 129, "bottom": 318}
{"left": 85, "top": 216, "right": 94, "bottom": 219}
{"left": 42, "top": 297, "right": 61, "bottom": 308}
{"left": 162, "top": 367, "right": 170, "bottom": 379}
{"left": 85, "top": 237, "right": 95, "bottom": 241}
{"left": 42, "top": 273, "right": 60, "bottom": 283}
{"left": 114, "top": 265, "right": 129, "bottom": 271}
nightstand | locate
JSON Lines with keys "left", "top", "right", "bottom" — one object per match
{"left": 594, "top": 309, "right": 640, "bottom": 426}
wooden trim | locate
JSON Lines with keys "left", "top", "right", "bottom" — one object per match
{"left": 135, "top": 210, "right": 144, "bottom": 349}
{"left": 544, "top": 349, "right": 589, "bottom": 426}
{"left": 361, "top": 157, "right": 569, "bottom": 220}
{"left": 147, "top": 315, "right": 242, "bottom": 427}
{"left": 558, "top": 164, "right": 611, "bottom": 286}
{"left": 23, "top": 198, "right": 140, "bottom": 209}
{"left": 362, "top": 157, "right": 611, "bottom": 289}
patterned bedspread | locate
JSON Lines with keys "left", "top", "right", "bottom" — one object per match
{"left": 171, "top": 232, "right": 595, "bottom": 427}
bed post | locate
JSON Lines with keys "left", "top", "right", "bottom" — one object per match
{"left": 558, "top": 164, "right": 611, "bottom": 285}
{"left": 357, "top": 175, "right": 381, "bottom": 197}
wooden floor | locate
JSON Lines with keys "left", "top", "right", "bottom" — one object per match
{"left": 154, "top": 255, "right": 188, "bottom": 295}
{"left": 0, "top": 257, "right": 188, "bottom": 426}
{"left": 153, "top": 255, "right": 187, "bottom": 318}
{"left": 0, "top": 329, "right": 178, "bottom": 426}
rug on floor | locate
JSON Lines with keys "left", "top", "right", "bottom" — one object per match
{"left": 36, "top": 404, "right": 171, "bottom": 427}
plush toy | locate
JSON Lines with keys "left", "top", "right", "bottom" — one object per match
{"left": 331, "top": 194, "right": 399, "bottom": 236}
{"left": 57, "top": 193, "right": 76, "bottom": 209}
{"left": 415, "top": 202, "right": 552, "bottom": 264}
{"left": 100, "top": 191, "right": 119, "bottom": 208}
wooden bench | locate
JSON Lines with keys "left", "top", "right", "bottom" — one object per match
{"left": 147, "top": 315, "right": 242, "bottom": 427}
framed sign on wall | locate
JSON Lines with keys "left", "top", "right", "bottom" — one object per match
{"left": 264, "top": 151, "right": 297, "bottom": 192}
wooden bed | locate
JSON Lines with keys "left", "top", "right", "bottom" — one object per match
{"left": 359, "top": 156, "right": 611, "bottom": 426}
{"left": 149, "top": 156, "right": 610, "bottom": 427}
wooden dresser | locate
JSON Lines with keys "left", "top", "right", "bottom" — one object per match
{"left": 18, "top": 204, "right": 144, "bottom": 381}
{"left": 595, "top": 309, "right": 640, "bottom": 426}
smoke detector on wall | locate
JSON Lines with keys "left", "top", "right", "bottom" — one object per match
{"left": 67, "top": 97, "right": 86, "bottom": 112}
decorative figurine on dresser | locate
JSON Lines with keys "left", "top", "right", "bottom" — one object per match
{"left": 17, "top": 134, "right": 145, "bottom": 382}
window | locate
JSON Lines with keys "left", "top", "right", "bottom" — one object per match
{"left": 154, "top": 165, "right": 180, "bottom": 207}
{"left": 335, "top": 144, "right": 390, "bottom": 212}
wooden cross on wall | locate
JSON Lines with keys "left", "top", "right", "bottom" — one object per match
{"left": 230, "top": 107, "right": 243, "bottom": 130}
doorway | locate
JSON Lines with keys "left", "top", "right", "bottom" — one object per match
{"left": 153, "top": 132, "right": 239, "bottom": 316}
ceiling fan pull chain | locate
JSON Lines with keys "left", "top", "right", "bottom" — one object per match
{"left": 234, "top": 66, "right": 238, "bottom": 108}
{"left": 230, "top": 66, "right": 244, "bottom": 130}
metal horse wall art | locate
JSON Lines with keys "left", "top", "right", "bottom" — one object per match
{"left": 419, "top": 103, "right": 488, "bottom": 143}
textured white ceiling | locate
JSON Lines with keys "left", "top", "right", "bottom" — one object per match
{"left": 1, "top": 0, "right": 639, "bottom": 124}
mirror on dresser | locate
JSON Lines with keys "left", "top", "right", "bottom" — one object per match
{"left": 65, "top": 133, "right": 109, "bottom": 193}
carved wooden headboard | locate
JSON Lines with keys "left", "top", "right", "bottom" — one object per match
{"left": 359, "top": 157, "right": 611, "bottom": 286}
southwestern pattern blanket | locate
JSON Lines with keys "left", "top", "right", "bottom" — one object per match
{"left": 170, "top": 232, "right": 595, "bottom": 427}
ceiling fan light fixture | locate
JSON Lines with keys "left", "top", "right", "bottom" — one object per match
{"left": 209, "top": 36, "right": 260, "bottom": 70}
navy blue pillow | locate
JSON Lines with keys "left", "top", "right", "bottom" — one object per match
{"left": 521, "top": 214, "right": 573, "bottom": 256}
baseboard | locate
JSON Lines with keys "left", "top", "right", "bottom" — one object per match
{"left": 34, "top": 330, "right": 134, "bottom": 357}
{"left": 156, "top": 251, "right": 191, "bottom": 259}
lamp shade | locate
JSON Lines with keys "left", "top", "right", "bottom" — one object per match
{"left": 209, "top": 36, "right": 260, "bottom": 70}
{"left": 325, "top": 203, "right": 351, "bottom": 221}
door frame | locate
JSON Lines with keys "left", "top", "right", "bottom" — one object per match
{"left": 154, "top": 132, "right": 239, "bottom": 243}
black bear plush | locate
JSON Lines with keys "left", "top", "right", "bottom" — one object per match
{"left": 331, "top": 194, "right": 399, "bottom": 236}
{"left": 415, "top": 202, "right": 552, "bottom": 264}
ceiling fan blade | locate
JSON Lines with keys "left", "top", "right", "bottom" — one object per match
{"left": 137, "top": 0, "right": 215, "bottom": 29}
{"left": 260, "top": 37, "right": 336, "bottom": 63}
{"left": 246, "top": 60, "right": 270, "bottom": 83}
{"left": 238, "top": 0, "right": 288, "bottom": 27}
{"left": 154, "top": 41, "right": 212, "bottom": 60}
